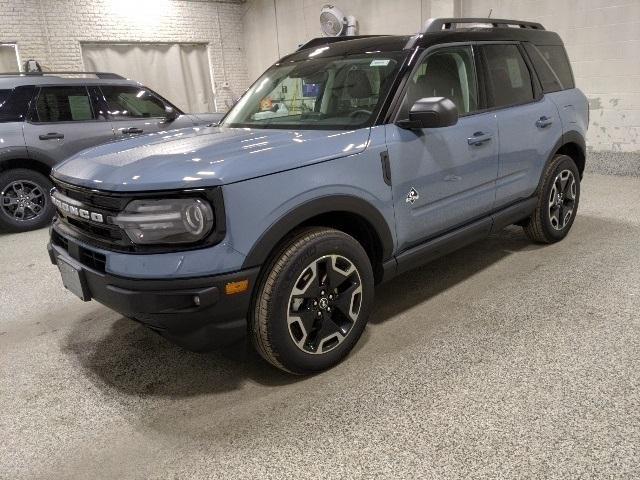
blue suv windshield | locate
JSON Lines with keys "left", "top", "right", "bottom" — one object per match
{"left": 222, "top": 53, "right": 404, "bottom": 130}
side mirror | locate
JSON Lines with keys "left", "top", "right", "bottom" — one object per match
{"left": 164, "top": 106, "right": 179, "bottom": 122}
{"left": 399, "top": 97, "right": 458, "bottom": 129}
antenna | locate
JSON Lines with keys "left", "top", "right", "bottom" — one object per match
{"left": 488, "top": 9, "right": 493, "bottom": 18}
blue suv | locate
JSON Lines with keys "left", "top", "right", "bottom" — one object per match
{"left": 48, "top": 18, "right": 588, "bottom": 374}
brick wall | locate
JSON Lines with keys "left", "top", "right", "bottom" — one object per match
{"left": 0, "top": 0, "right": 248, "bottom": 111}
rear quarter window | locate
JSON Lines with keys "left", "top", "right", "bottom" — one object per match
{"left": 526, "top": 44, "right": 575, "bottom": 92}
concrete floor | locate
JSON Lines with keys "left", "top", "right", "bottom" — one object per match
{"left": 1, "top": 174, "right": 639, "bottom": 479}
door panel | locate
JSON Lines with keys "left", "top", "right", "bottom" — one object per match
{"left": 387, "top": 45, "right": 499, "bottom": 252}
{"left": 478, "top": 43, "right": 563, "bottom": 207}
{"left": 23, "top": 86, "right": 115, "bottom": 164}
{"left": 386, "top": 113, "right": 499, "bottom": 252}
{"left": 494, "top": 97, "right": 562, "bottom": 207}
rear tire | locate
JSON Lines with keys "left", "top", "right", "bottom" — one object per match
{"left": 0, "top": 169, "right": 54, "bottom": 233}
{"left": 250, "top": 227, "right": 374, "bottom": 374}
{"left": 523, "top": 154, "right": 580, "bottom": 243}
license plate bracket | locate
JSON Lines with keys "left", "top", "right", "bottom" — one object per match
{"left": 57, "top": 256, "right": 91, "bottom": 301}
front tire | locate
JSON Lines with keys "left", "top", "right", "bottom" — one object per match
{"left": 0, "top": 169, "right": 54, "bottom": 233}
{"left": 523, "top": 154, "right": 580, "bottom": 243}
{"left": 250, "top": 227, "right": 374, "bottom": 374}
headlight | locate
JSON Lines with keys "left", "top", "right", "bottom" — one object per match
{"left": 113, "top": 198, "right": 214, "bottom": 245}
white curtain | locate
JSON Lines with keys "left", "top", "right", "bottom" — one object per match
{"left": 0, "top": 44, "right": 19, "bottom": 72}
{"left": 81, "top": 43, "right": 216, "bottom": 113}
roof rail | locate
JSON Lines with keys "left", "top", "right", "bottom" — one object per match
{"left": 423, "top": 17, "right": 545, "bottom": 33}
{"left": 296, "top": 35, "right": 389, "bottom": 51}
{"left": 0, "top": 71, "right": 126, "bottom": 79}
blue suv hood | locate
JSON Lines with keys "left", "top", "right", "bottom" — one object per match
{"left": 52, "top": 126, "right": 371, "bottom": 191}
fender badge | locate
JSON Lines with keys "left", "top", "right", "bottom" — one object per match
{"left": 406, "top": 187, "right": 419, "bottom": 205}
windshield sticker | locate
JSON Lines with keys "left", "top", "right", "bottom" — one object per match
{"left": 370, "top": 59, "right": 390, "bottom": 67}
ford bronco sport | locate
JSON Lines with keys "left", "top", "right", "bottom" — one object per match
{"left": 48, "top": 18, "right": 588, "bottom": 374}
{"left": 0, "top": 72, "right": 222, "bottom": 232}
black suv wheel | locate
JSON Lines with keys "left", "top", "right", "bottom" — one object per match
{"left": 250, "top": 227, "right": 374, "bottom": 374}
{"left": 523, "top": 154, "right": 580, "bottom": 243}
{"left": 0, "top": 169, "right": 55, "bottom": 233}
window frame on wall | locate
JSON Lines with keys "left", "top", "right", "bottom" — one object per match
{"left": 80, "top": 41, "right": 217, "bottom": 114}
{"left": 0, "top": 43, "right": 21, "bottom": 71}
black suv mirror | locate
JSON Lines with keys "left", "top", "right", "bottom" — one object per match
{"left": 164, "top": 106, "right": 179, "bottom": 122}
{"left": 399, "top": 97, "right": 458, "bottom": 129}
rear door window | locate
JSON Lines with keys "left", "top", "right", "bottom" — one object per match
{"left": 35, "top": 86, "right": 95, "bottom": 122}
{"left": 99, "top": 86, "right": 167, "bottom": 120}
{"left": 481, "top": 44, "right": 535, "bottom": 108}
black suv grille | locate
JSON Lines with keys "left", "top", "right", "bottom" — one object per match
{"left": 52, "top": 180, "right": 135, "bottom": 252}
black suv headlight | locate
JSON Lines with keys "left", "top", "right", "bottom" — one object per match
{"left": 113, "top": 198, "right": 214, "bottom": 245}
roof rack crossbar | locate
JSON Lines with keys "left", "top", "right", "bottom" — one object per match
{"left": 0, "top": 71, "right": 125, "bottom": 79}
{"left": 423, "top": 17, "right": 545, "bottom": 33}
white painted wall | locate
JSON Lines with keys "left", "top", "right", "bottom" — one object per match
{"left": 0, "top": 0, "right": 249, "bottom": 110}
{"left": 242, "top": 0, "right": 459, "bottom": 82}
{"left": 459, "top": 0, "right": 640, "bottom": 153}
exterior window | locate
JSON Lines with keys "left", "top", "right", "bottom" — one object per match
{"left": 523, "top": 43, "right": 563, "bottom": 93}
{"left": 0, "top": 89, "right": 11, "bottom": 105}
{"left": 100, "top": 86, "right": 167, "bottom": 119}
{"left": 221, "top": 53, "right": 403, "bottom": 130}
{"left": 36, "top": 86, "right": 95, "bottom": 122}
{"left": 401, "top": 46, "right": 478, "bottom": 118}
{"left": 482, "top": 44, "right": 534, "bottom": 108}
{"left": 535, "top": 45, "right": 575, "bottom": 90}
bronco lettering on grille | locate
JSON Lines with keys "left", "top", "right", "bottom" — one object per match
{"left": 52, "top": 196, "right": 104, "bottom": 223}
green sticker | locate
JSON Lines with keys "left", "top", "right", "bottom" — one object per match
{"left": 370, "top": 59, "right": 390, "bottom": 67}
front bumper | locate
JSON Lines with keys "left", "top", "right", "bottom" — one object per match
{"left": 48, "top": 226, "right": 259, "bottom": 346}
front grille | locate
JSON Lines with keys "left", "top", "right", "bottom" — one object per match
{"left": 51, "top": 178, "right": 226, "bottom": 253}
{"left": 52, "top": 179, "right": 135, "bottom": 251}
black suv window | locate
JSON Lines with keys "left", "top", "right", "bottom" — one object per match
{"left": 100, "top": 86, "right": 167, "bottom": 120}
{"left": 482, "top": 44, "right": 534, "bottom": 108}
{"left": 530, "top": 44, "right": 575, "bottom": 91}
{"left": 0, "top": 86, "right": 35, "bottom": 123}
{"left": 36, "top": 86, "right": 95, "bottom": 122}
{"left": 400, "top": 45, "right": 478, "bottom": 118}
{"left": 0, "top": 90, "right": 11, "bottom": 105}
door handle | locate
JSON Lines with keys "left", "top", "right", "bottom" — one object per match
{"left": 121, "top": 127, "right": 144, "bottom": 134}
{"left": 536, "top": 116, "right": 553, "bottom": 128}
{"left": 39, "top": 132, "right": 64, "bottom": 140}
{"left": 467, "top": 132, "right": 492, "bottom": 146}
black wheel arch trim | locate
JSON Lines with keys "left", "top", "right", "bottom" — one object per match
{"left": 242, "top": 195, "right": 395, "bottom": 269}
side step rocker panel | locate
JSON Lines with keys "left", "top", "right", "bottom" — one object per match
{"left": 382, "top": 197, "right": 537, "bottom": 280}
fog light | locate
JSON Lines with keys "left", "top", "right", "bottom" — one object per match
{"left": 225, "top": 280, "right": 249, "bottom": 295}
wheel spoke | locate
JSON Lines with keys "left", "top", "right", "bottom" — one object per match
{"left": 1, "top": 195, "right": 18, "bottom": 207}
{"left": 307, "top": 312, "right": 342, "bottom": 352}
{"left": 332, "top": 282, "right": 360, "bottom": 321}
{"left": 26, "top": 203, "right": 43, "bottom": 214}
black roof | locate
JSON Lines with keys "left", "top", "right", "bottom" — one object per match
{"left": 283, "top": 19, "right": 563, "bottom": 63}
